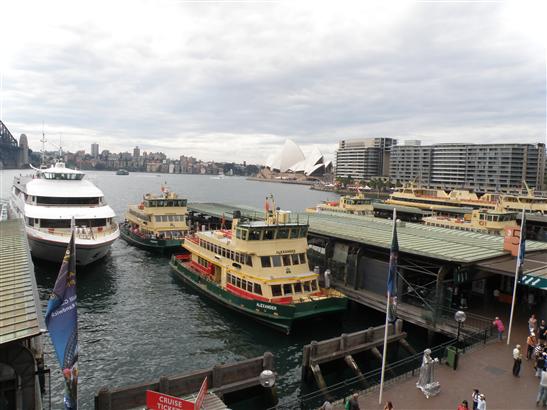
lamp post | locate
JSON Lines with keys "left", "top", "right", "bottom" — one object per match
{"left": 454, "top": 310, "right": 467, "bottom": 351}
{"left": 259, "top": 369, "right": 277, "bottom": 406}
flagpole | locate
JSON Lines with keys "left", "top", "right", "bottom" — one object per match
{"left": 379, "top": 208, "right": 396, "bottom": 405}
{"left": 507, "top": 209, "right": 525, "bottom": 346}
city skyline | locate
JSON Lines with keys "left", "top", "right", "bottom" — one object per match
{"left": 1, "top": 1, "right": 545, "bottom": 163}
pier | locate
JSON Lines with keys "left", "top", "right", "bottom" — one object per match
{"left": 0, "top": 219, "right": 47, "bottom": 410}
{"left": 94, "top": 352, "right": 276, "bottom": 410}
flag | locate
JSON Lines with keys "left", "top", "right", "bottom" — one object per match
{"left": 387, "top": 218, "right": 398, "bottom": 322}
{"left": 45, "top": 232, "right": 78, "bottom": 409}
{"left": 517, "top": 211, "right": 526, "bottom": 276}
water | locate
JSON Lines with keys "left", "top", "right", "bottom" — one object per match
{"left": 0, "top": 170, "right": 431, "bottom": 409}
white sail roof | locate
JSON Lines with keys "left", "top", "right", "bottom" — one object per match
{"left": 266, "top": 141, "right": 328, "bottom": 176}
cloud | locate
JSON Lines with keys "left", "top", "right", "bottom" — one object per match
{"left": 1, "top": 1, "right": 545, "bottom": 163}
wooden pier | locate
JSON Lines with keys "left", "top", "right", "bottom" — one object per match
{"left": 94, "top": 352, "right": 275, "bottom": 410}
{"left": 301, "top": 320, "right": 414, "bottom": 400}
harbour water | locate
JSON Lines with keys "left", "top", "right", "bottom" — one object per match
{"left": 0, "top": 170, "right": 432, "bottom": 409}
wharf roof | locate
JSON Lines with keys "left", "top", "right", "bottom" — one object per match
{"left": 188, "top": 203, "right": 547, "bottom": 264}
{"left": 0, "top": 219, "right": 43, "bottom": 344}
{"left": 372, "top": 202, "right": 434, "bottom": 215}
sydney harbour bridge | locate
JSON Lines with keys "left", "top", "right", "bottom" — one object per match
{"left": 0, "top": 120, "right": 29, "bottom": 169}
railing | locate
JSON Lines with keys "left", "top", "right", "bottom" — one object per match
{"left": 269, "top": 328, "right": 494, "bottom": 410}
{"left": 31, "top": 223, "right": 119, "bottom": 239}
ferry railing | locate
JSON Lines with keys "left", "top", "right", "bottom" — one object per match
{"left": 31, "top": 223, "right": 119, "bottom": 239}
{"left": 269, "top": 328, "right": 495, "bottom": 410}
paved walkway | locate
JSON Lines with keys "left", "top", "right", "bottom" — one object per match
{"left": 333, "top": 320, "right": 541, "bottom": 410}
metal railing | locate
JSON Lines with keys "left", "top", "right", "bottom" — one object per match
{"left": 269, "top": 327, "right": 494, "bottom": 410}
{"left": 30, "top": 223, "right": 119, "bottom": 239}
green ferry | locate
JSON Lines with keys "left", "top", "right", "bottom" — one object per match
{"left": 170, "top": 198, "right": 347, "bottom": 334}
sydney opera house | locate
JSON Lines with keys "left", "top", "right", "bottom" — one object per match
{"left": 263, "top": 139, "right": 332, "bottom": 178}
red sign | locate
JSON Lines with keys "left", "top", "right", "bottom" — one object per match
{"left": 194, "top": 378, "right": 208, "bottom": 410}
{"left": 146, "top": 390, "right": 194, "bottom": 410}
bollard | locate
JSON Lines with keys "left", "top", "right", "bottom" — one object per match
{"left": 263, "top": 351, "right": 274, "bottom": 371}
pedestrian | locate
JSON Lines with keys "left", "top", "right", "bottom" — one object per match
{"left": 458, "top": 399, "right": 470, "bottom": 410}
{"left": 383, "top": 401, "right": 394, "bottom": 410}
{"left": 528, "top": 333, "right": 539, "bottom": 360}
{"left": 471, "top": 389, "right": 480, "bottom": 410}
{"left": 513, "top": 344, "right": 522, "bottom": 377}
{"left": 477, "top": 394, "right": 486, "bottom": 410}
{"left": 349, "top": 393, "right": 360, "bottom": 410}
{"left": 530, "top": 314, "right": 538, "bottom": 334}
{"left": 540, "top": 320, "right": 547, "bottom": 343}
{"left": 343, "top": 396, "right": 351, "bottom": 410}
{"left": 538, "top": 368, "right": 547, "bottom": 407}
{"left": 492, "top": 317, "right": 505, "bottom": 341}
{"left": 536, "top": 352, "right": 547, "bottom": 377}
{"left": 320, "top": 400, "right": 333, "bottom": 410}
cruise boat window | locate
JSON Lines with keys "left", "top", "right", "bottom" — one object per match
{"left": 294, "top": 283, "right": 302, "bottom": 293}
{"left": 263, "top": 229, "right": 275, "bottom": 240}
{"left": 291, "top": 254, "right": 299, "bottom": 265}
{"left": 271, "top": 255, "right": 282, "bottom": 267}
{"left": 261, "top": 256, "right": 272, "bottom": 268}
{"left": 289, "top": 228, "right": 299, "bottom": 239}
{"left": 283, "top": 284, "right": 293, "bottom": 295}
{"left": 282, "top": 255, "right": 291, "bottom": 266}
{"left": 249, "top": 229, "right": 261, "bottom": 240}
{"left": 271, "top": 285, "right": 282, "bottom": 297}
{"left": 254, "top": 283, "right": 263, "bottom": 295}
{"left": 277, "top": 228, "right": 289, "bottom": 239}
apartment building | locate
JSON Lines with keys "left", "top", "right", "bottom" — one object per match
{"left": 335, "top": 138, "right": 396, "bottom": 180}
{"left": 390, "top": 142, "right": 546, "bottom": 192}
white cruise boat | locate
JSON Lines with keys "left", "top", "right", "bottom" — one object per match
{"left": 10, "top": 162, "right": 119, "bottom": 265}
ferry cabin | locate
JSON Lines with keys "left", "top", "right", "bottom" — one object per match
{"left": 183, "top": 218, "right": 322, "bottom": 304}
{"left": 424, "top": 209, "right": 518, "bottom": 235}
{"left": 125, "top": 193, "right": 188, "bottom": 239}
{"left": 315, "top": 195, "right": 373, "bottom": 215}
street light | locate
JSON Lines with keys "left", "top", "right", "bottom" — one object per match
{"left": 259, "top": 370, "right": 276, "bottom": 388}
{"left": 454, "top": 310, "right": 467, "bottom": 351}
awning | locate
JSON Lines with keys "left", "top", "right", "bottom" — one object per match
{"left": 518, "top": 252, "right": 547, "bottom": 289}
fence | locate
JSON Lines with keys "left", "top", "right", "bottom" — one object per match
{"left": 269, "top": 327, "right": 494, "bottom": 410}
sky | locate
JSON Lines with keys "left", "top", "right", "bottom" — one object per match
{"left": 0, "top": 1, "right": 545, "bottom": 164}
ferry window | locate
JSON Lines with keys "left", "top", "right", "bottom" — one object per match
{"left": 254, "top": 283, "right": 263, "bottom": 295}
{"left": 235, "top": 253, "right": 240, "bottom": 263}
{"left": 227, "top": 274, "right": 232, "bottom": 283}
{"left": 277, "top": 228, "right": 289, "bottom": 239}
{"left": 245, "top": 255, "right": 253, "bottom": 266}
{"left": 311, "top": 280, "right": 318, "bottom": 291}
{"left": 248, "top": 229, "right": 261, "bottom": 240}
{"left": 27, "top": 218, "right": 34, "bottom": 227}
{"left": 167, "top": 200, "right": 174, "bottom": 207}
{"left": 283, "top": 284, "right": 293, "bottom": 295}
{"left": 242, "top": 279, "right": 247, "bottom": 289}
{"left": 291, "top": 254, "right": 300, "bottom": 265}
{"left": 300, "top": 227, "right": 308, "bottom": 237}
{"left": 236, "top": 277, "right": 242, "bottom": 288}
{"left": 271, "top": 285, "right": 282, "bottom": 297}
{"left": 303, "top": 282, "right": 311, "bottom": 292}
{"left": 298, "top": 253, "right": 307, "bottom": 264}
{"left": 261, "top": 256, "right": 272, "bottom": 268}
{"left": 236, "top": 228, "right": 242, "bottom": 239}
{"left": 237, "top": 229, "right": 248, "bottom": 240}
{"left": 294, "top": 282, "right": 302, "bottom": 293}
{"left": 289, "top": 228, "right": 299, "bottom": 239}
{"left": 263, "top": 229, "right": 275, "bottom": 240}
{"left": 168, "top": 215, "right": 174, "bottom": 222}
{"left": 214, "top": 245, "right": 219, "bottom": 254}
{"left": 247, "top": 282, "right": 253, "bottom": 292}
{"left": 282, "top": 255, "right": 291, "bottom": 266}
{"left": 271, "top": 255, "right": 282, "bottom": 267}
{"left": 155, "top": 216, "right": 161, "bottom": 222}
{"left": 221, "top": 248, "right": 227, "bottom": 257}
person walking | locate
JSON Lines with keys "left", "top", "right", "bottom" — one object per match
{"left": 513, "top": 345, "right": 523, "bottom": 377}
{"left": 492, "top": 317, "right": 505, "bottom": 341}
{"left": 530, "top": 314, "right": 539, "bottom": 334}
{"left": 471, "top": 389, "right": 480, "bottom": 410}
{"left": 383, "top": 401, "right": 394, "bottom": 410}
{"left": 320, "top": 400, "right": 333, "bottom": 410}
{"left": 477, "top": 394, "right": 486, "bottom": 410}
{"left": 540, "top": 320, "right": 547, "bottom": 344}
{"left": 529, "top": 333, "right": 539, "bottom": 360}
{"left": 536, "top": 352, "right": 547, "bottom": 377}
{"left": 348, "top": 393, "right": 360, "bottom": 410}
{"left": 458, "top": 399, "right": 470, "bottom": 410}
{"left": 538, "top": 368, "right": 547, "bottom": 406}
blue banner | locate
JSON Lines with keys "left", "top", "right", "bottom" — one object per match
{"left": 45, "top": 232, "right": 78, "bottom": 410}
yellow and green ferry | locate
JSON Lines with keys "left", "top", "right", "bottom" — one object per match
{"left": 169, "top": 200, "right": 347, "bottom": 334}
{"left": 120, "top": 187, "right": 189, "bottom": 254}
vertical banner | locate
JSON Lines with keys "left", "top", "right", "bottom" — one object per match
{"left": 45, "top": 232, "right": 78, "bottom": 409}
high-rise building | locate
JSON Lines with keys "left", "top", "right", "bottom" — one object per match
{"left": 390, "top": 142, "right": 546, "bottom": 192}
{"left": 133, "top": 146, "right": 140, "bottom": 158}
{"left": 335, "top": 138, "right": 396, "bottom": 180}
{"left": 91, "top": 143, "right": 99, "bottom": 159}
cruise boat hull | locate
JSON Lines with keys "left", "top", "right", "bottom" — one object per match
{"left": 170, "top": 257, "right": 348, "bottom": 334}
{"left": 120, "top": 223, "right": 184, "bottom": 254}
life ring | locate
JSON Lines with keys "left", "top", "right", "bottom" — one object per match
{"left": 479, "top": 220, "right": 486, "bottom": 226}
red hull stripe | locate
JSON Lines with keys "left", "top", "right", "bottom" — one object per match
{"left": 226, "top": 283, "right": 270, "bottom": 302}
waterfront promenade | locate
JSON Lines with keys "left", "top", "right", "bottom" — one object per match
{"left": 335, "top": 320, "right": 538, "bottom": 410}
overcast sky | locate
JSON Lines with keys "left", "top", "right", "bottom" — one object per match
{"left": 1, "top": 1, "right": 545, "bottom": 163}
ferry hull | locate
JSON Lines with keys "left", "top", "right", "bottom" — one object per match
{"left": 120, "top": 223, "right": 184, "bottom": 254}
{"left": 170, "top": 258, "right": 348, "bottom": 334}
{"left": 28, "top": 235, "right": 114, "bottom": 266}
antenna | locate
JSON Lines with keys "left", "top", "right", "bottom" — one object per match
{"left": 40, "top": 125, "right": 47, "bottom": 167}
{"left": 59, "top": 135, "right": 62, "bottom": 161}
